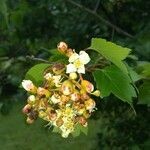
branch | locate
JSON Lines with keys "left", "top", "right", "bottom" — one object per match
{"left": 26, "top": 55, "right": 53, "bottom": 64}
{"left": 65, "top": 0, "right": 134, "bottom": 38}
{"left": 94, "top": 0, "right": 100, "bottom": 12}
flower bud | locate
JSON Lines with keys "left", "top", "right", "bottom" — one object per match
{"left": 27, "top": 95, "right": 36, "bottom": 105}
{"left": 69, "top": 72, "right": 77, "bottom": 80}
{"left": 85, "top": 99, "right": 96, "bottom": 112}
{"left": 26, "top": 117, "right": 34, "bottom": 124}
{"left": 57, "top": 42, "right": 68, "bottom": 54}
{"left": 81, "top": 80, "right": 94, "bottom": 93}
{"left": 83, "top": 111, "right": 91, "bottom": 119}
{"left": 37, "top": 87, "right": 51, "bottom": 98}
{"left": 49, "top": 110, "right": 57, "bottom": 121}
{"left": 80, "top": 89, "right": 90, "bottom": 100}
{"left": 91, "top": 90, "right": 100, "bottom": 97}
{"left": 66, "top": 48, "right": 74, "bottom": 57}
{"left": 50, "top": 94, "right": 61, "bottom": 104}
{"left": 56, "top": 118, "right": 64, "bottom": 127}
{"left": 61, "top": 95, "right": 70, "bottom": 103}
{"left": 22, "top": 80, "right": 37, "bottom": 93}
{"left": 22, "top": 104, "right": 31, "bottom": 114}
{"left": 78, "top": 116, "right": 87, "bottom": 127}
{"left": 70, "top": 90, "right": 80, "bottom": 101}
{"left": 38, "top": 110, "right": 47, "bottom": 119}
{"left": 61, "top": 80, "right": 73, "bottom": 95}
{"left": 52, "top": 63, "right": 65, "bottom": 75}
{"left": 28, "top": 110, "right": 38, "bottom": 120}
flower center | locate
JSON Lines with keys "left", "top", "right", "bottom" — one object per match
{"left": 74, "top": 59, "right": 83, "bottom": 68}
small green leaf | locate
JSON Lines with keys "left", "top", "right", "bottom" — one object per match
{"left": 0, "top": 0, "right": 9, "bottom": 28}
{"left": 25, "top": 63, "right": 51, "bottom": 86}
{"left": 49, "top": 49, "right": 68, "bottom": 63}
{"left": 137, "top": 62, "right": 150, "bottom": 78}
{"left": 89, "top": 38, "right": 131, "bottom": 74}
{"left": 52, "top": 126, "right": 61, "bottom": 133}
{"left": 93, "top": 65, "right": 137, "bottom": 103}
{"left": 72, "top": 123, "right": 88, "bottom": 137}
{"left": 138, "top": 81, "right": 150, "bottom": 106}
{"left": 127, "top": 66, "right": 142, "bottom": 82}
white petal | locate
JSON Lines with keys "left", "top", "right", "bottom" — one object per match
{"left": 52, "top": 75, "right": 61, "bottom": 87}
{"left": 44, "top": 73, "right": 52, "bottom": 80}
{"left": 50, "top": 94, "right": 61, "bottom": 104}
{"left": 22, "top": 80, "right": 34, "bottom": 91}
{"left": 77, "top": 65, "right": 85, "bottom": 74}
{"left": 28, "top": 95, "right": 36, "bottom": 102}
{"left": 66, "top": 64, "right": 77, "bottom": 73}
{"left": 69, "top": 53, "right": 79, "bottom": 63}
{"left": 79, "top": 51, "right": 90, "bottom": 64}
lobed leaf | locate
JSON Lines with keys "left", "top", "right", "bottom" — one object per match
{"left": 93, "top": 65, "right": 137, "bottom": 103}
{"left": 89, "top": 38, "right": 131, "bottom": 74}
{"left": 25, "top": 63, "right": 51, "bottom": 86}
{"left": 138, "top": 81, "right": 150, "bottom": 106}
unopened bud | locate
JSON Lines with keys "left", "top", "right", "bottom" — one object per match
{"left": 81, "top": 80, "right": 94, "bottom": 93}
{"left": 52, "top": 63, "right": 65, "bottom": 75}
{"left": 56, "top": 118, "right": 64, "bottom": 127}
{"left": 37, "top": 87, "right": 51, "bottom": 98}
{"left": 38, "top": 110, "right": 47, "bottom": 119}
{"left": 22, "top": 104, "right": 31, "bottom": 114}
{"left": 61, "top": 95, "right": 70, "bottom": 103}
{"left": 78, "top": 116, "right": 87, "bottom": 127}
{"left": 85, "top": 99, "right": 96, "bottom": 112}
{"left": 57, "top": 42, "right": 68, "bottom": 53}
{"left": 80, "top": 89, "right": 90, "bottom": 100}
{"left": 49, "top": 110, "right": 57, "bottom": 121}
{"left": 27, "top": 95, "right": 36, "bottom": 105}
{"left": 69, "top": 72, "right": 77, "bottom": 80}
{"left": 70, "top": 90, "right": 80, "bottom": 101}
{"left": 66, "top": 48, "right": 74, "bottom": 57}
{"left": 26, "top": 117, "right": 34, "bottom": 124}
{"left": 61, "top": 80, "right": 73, "bottom": 95}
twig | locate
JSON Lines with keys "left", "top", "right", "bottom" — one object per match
{"left": 94, "top": 0, "right": 101, "bottom": 12}
{"left": 0, "top": 57, "right": 9, "bottom": 61}
{"left": 111, "top": 28, "right": 115, "bottom": 41}
{"left": 65, "top": 0, "right": 134, "bottom": 38}
{"left": 26, "top": 55, "right": 53, "bottom": 64}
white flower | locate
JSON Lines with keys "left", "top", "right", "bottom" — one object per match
{"left": 22, "top": 80, "right": 35, "bottom": 91}
{"left": 28, "top": 95, "right": 36, "bottom": 102}
{"left": 44, "top": 73, "right": 62, "bottom": 87}
{"left": 44, "top": 73, "right": 52, "bottom": 80}
{"left": 66, "top": 51, "right": 90, "bottom": 74}
{"left": 52, "top": 75, "right": 62, "bottom": 87}
{"left": 50, "top": 94, "right": 61, "bottom": 104}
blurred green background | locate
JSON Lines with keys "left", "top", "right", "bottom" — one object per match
{"left": 0, "top": 0, "right": 150, "bottom": 149}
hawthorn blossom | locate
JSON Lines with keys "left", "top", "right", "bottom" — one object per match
{"left": 66, "top": 51, "right": 90, "bottom": 74}
{"left": 22, "top": 80, "right": 35, "bottom": 92}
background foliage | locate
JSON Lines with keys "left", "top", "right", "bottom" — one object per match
{"left": 0, "top": 0, "right": 149, "bottom": 149}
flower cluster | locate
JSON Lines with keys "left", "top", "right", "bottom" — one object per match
{"left": 22, "top": 42, "right": 100, "bottom": 138}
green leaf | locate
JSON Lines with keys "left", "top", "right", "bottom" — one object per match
{"left": 138, "top": 81, "right": 150, "bottom": 106}
{"left": 52, "top": 126, "right": 61, "bottom": 133}
{"left": 25, "top": 63, "right": 51, "bottom": 86}
{"left": 49, "top": 49, "right": 68, "bottom": 63}
{"left": 0, "top": 0, "right": 9, "bottom": 28}
{"left": 93, "top": 65, "right": 137, "bottom": 103}
{"left": 89, "top": 38, "right": 131, "bottom": 74}
{"left": 137, "top": 62, "right": 150, "bottom": 78}
{"left": 127, "top": 65, "right": 142, "bottom": 82}
{"left": 72, "top": 124, "right": 88, "bottom": 137}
